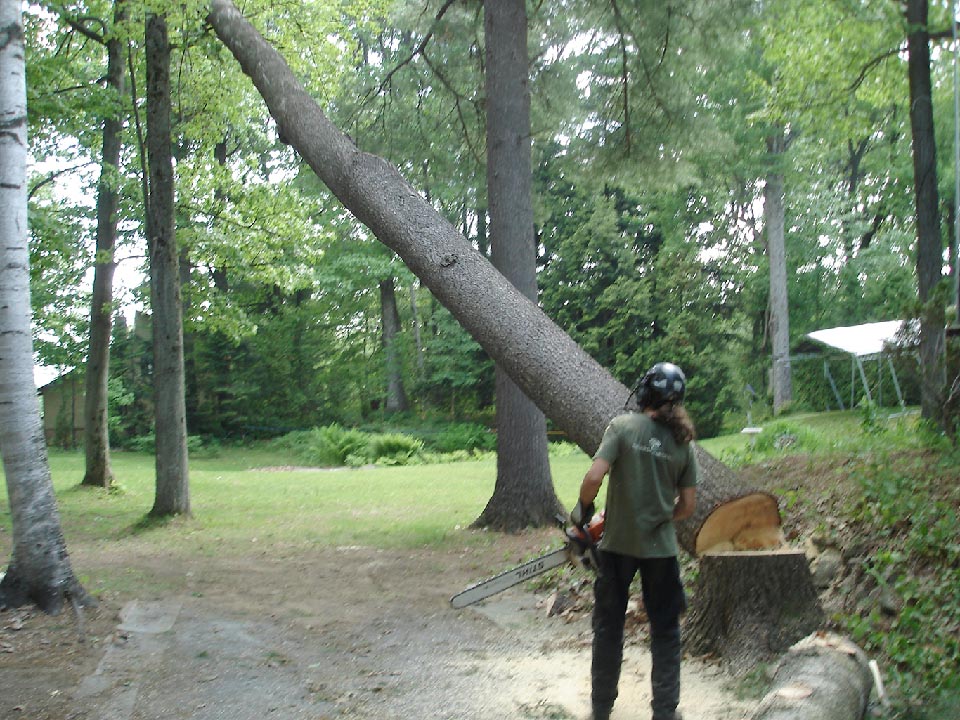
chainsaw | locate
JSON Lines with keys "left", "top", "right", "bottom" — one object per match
{"left": 450, "top": 512, "right": 605, "bottom": 609}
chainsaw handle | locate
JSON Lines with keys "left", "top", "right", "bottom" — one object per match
{"left": 565, "top": 512, "right": 604, "bottom": 574}
{"left": 569, "top": 513, "right": 604, "bottom": 545}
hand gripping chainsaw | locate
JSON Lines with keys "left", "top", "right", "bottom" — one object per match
{"left": 450, "top": 513, "right": 604, "bottom": 609}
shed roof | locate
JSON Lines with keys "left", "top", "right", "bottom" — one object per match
{"left": 802, "top": 320, "right": 912, "bottom": 357}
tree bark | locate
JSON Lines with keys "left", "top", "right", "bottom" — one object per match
{"left": 906, "top": 0, "right": 947, "bottom": 427}
{"left": 748, "top": 633, "right": 873, "bottom": 720}
{"left": 379, "top": 277, "right": 410, "bottom": 413}
{"left": 765, "top": 130, "right": 792, "bottom": 415}
{"left": 82, "top": 0, "right": 126, "bottom": 489}
{"left": 145, "top": 12, "right": 190, "bottom": 516}
{"left": 475, "top": 0, "right": 561, "bottom": 531}
{"left": 684, "top": 550, "right": 823, "bottom": 668}
{"left": 0, "top": 0, "right": 90, "bottom": 612}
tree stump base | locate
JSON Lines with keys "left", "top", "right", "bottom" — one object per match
{"left": 684, "top": 549, "right": 823, "bottom": 670}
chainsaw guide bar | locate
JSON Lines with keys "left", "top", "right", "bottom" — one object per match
{"left": 449, "top": 514, "right": 605, "bottom": 609}
{"left": 449, "top": 547, "right": 570, "bottom": 609}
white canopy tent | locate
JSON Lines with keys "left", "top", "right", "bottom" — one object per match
{"left": 796, "top": 320, "right": 915, "bottom": 411}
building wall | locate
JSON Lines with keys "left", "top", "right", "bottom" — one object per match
{"left": 41, "top": 373, "right": 84, "bottom": 447}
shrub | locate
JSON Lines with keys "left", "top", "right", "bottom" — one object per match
{"left": 362, "top": 433, "right": 424, "bottom": 466}
{"left": 272, "top": 425, "right": 369, "bottom": 467}
{"left": 428, "top": 423, "right": 495, "bottom": 453}
{"left": 750, "top": 420, "right": 823, "bottom": 454}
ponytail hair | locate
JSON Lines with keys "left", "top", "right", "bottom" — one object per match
{"left": 652, "top": 403, "right": 696, "bottom": 445}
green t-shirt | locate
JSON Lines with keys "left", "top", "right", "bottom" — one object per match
{"left": 594, "top": 412, "right": 699, "bottom": 559}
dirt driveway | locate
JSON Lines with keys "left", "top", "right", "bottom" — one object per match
{"left": 1, "top": 532, "right": 755, "bottom": 720}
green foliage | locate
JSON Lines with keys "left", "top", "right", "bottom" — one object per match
{"left": 272, "top": 425, "right": 429, "bottom": 467}
{"left": 844, "top": 461, "right": 960, "bottom": 717}
{"left": 122, "top": 434, "right": 219, "bottom": 457}
{"left": 427, "top": 423, "right": 496, "bottom": 454}
{"left": 273, "top": 425, "right": 370, "bottom": 467}
{"left": 858, "top": 398, "right": 884, "bottom": 435}
{"left": 362, "top": 433, "right": 424, "bottom": 466}
{"left": 272, "top": 421, "right": 502, "bottom": 468}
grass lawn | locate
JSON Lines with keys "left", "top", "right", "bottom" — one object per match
{"left": 4, "top": 447, "right": 592, "bottom": 559}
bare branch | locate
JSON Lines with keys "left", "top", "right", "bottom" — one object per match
{"left": 28, "top": 161, "right": 96, "bottom": 200}
{"left": 848, "top": 45, "right": 903, "bottom": 93}
{"left": 421, "top": 52, "right": 484, "bottom": 168}
{"left": 362, "top": 0, "right": 459, "bottom": 105}
{"left": 43, "top": 3, "right": 107, "bottom": 45}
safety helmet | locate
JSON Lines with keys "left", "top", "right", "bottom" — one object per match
{"left": 636, "top": 362, "right": 686, "bottom": 409}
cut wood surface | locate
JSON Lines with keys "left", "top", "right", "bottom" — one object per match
{"left": 679, "top": 450, "right": 783, "bottom": 555}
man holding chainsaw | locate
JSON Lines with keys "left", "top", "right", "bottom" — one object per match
{"left": 571, "top": 361, "right": 699, "bottom": 720}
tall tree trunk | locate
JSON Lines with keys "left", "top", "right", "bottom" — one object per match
{"left": 379, "top": 277, "right": 410, "bottom": 413}
{"left": 145, "top": 13, "right": 190, "bottom": 516}
{"left": 0, "top": 0, "right": 90, "bottom": 612}
{"left": 409, "top": 281, "right": 425, "bottom": 377}
{"left": 765, "top": 131, "right": 792, "bottom": 415}
{"left": 82, "top": 0, "right": 126, "bottom": 489}
{"left": 474, "top": 0, "right": 561, "bottom": 531}
{"left": 906, "top": 0, "right": 947, "bottom": 426}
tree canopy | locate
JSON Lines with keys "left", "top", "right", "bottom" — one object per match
{"left": 21, "top": 0, "right": 956, "bottom": 443}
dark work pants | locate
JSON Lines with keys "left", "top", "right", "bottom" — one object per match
{"left": 591, "top": 550, "right": 686, "bottom": 719}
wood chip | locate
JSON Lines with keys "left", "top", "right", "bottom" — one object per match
{"left": 775, "top": 682, "right": 814, "bottom": 700}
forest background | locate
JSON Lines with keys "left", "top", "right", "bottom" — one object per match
{"left": 26, "top": 0, "right": 954, "bottom": 451}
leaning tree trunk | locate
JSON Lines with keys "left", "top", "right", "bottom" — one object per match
{"left": 82, "top": 0, "right": 126, "bottom": 489}
{"left": 207, "top": 0, "right": 820, "bottom": 669}
{"left": 145, "top": 12, "right": 190, "bottom": 516}
{"left": 207, "top": 0, "right": 779, "bottom": 541}
{"left": 0, "top": 0, "right": 90, "bottom": 613}
{"left": 475, "top": 0, "right": 561, "bottom": 532}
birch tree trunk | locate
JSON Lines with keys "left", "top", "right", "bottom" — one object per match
{"left": 145, "top": 12, "right": 190, "bottom": 516}
{"left": 0, "top": 0, "right": 90, "bottom": 612}
{"left": 475, "top": 0, "right": 561, "bottom": 531}
{"left": 82, "top": 0, "right": 126, "bottom": 489}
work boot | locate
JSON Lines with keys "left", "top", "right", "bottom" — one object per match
{"left": 652, "top": 712, "right": 683, "bottom": 720}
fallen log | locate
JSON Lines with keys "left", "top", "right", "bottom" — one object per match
{"left": 749, "top": 633, "right": 874, "bottom": 720}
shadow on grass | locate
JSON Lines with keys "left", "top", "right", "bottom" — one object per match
{"left": 122, "top": 512, "right": 192, "bottom": 537}
{"left": 62, "top": 482, "right": 128, "bottom": 497}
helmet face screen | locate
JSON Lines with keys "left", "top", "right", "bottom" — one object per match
{"left": 639, "top": 362, "right": 686, "bottom": 407}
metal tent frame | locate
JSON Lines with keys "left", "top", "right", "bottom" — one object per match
{"left": 793, "top": 320, "right": 915, "bottom": 412}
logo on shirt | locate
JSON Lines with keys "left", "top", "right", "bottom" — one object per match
{"left": 632, "top": 436, "right": 670, "bottom": 459}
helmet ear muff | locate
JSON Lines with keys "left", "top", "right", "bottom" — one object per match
{"left": 635, "top": 382, "right": 651, "bottom": 409}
